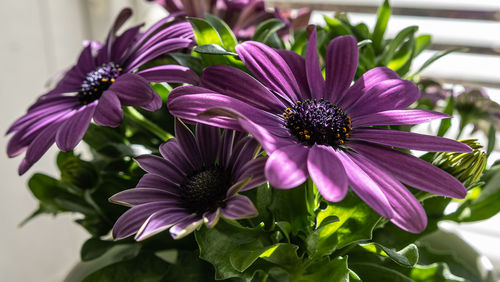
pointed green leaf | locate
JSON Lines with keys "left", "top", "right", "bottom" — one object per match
{"left": 372, "top": 0, "right": 391, "bottom": 52}
{"left": 410, "top": 263, "right": 466, "bottom": 282}
{"left": 380, "top": 26, "right": 418, "bottom": 65}
{"left": 437, "top": 95, "right": 454, "bottom": 137}
{"left": 487, "top": 122, "right": 496, "bottom": 156}
{"left": 194, "top": 44, "right": 237, "bottom": 56}
{"left": 361, "top": 243, "right": 419, "bottom": 267}
{"left": 413, "top": 47, "right": 467, "bottom": 76}
{"left": 414, "top": 34, "right": 432, "bottom": 57}
{"left": 252, "top": 19, "right": 286, "bottom": 43}
{"left": 204, "top": 13, "right": 238, "bottom": 51}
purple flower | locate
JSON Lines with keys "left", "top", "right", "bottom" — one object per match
{"left": 111, "top": 121, "right": 266, "bottom": 240}
{"left": 167, "top": 30, "right": 472, "bottom": 233}
{"left": 6, "top": 8, "right": 199, "bottom": 175}
{"left": 151, "top": 0, "right": 309, "bottom": 39}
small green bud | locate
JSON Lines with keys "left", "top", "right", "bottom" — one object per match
{"left": 432, "top": 139, "right": 486, "bottom": 189}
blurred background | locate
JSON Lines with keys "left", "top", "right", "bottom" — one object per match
{"left": 0, "top": 0, "right": 499, "bottom": 281}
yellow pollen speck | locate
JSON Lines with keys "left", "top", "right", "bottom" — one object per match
{"left": 348, "top": 126, "right": 352, "bottom": 130}
{"left": 101, "top": 78, "right": 108, "bottom": 82}
{"left": 303, "top": 130, "right": 308, "bottom": 134}
{"left": 94, "top": 88, "right": 98, "bottom": 92}
{"left": 345, "top": 133, "right": 350, "bottom": 138}
{"left": 305, "top": 135, "right": 310, "bottom": 140}
{"left": 110, "top": 78, "right": 115, "bottom": 82}
{"left": 299, "top": 132, "right": 304, "bottom": 135}
{"left": 118, "top": 68, "right": 123, "bottom": 71}
{"left": 336, "top": 133, "right": 340, "bottom": 138}
{"left": 342, "top": 127, "right": 347, "bottom": 132}
{"left": 295, "top": 126, "right": 300, "bottom": 130}
{"left": 339, "top": 140, "right": 344, "bottom": 144}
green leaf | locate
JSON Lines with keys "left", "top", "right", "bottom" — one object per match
{"left": 323, "top": 16, "right": 352, "bottom": 36}
{"left": 204, "top": 14, "right": 237, "bottom": 51}
{"left": 194, "top": 44, "right": 237, "bottom": 56}
{"left": 437, "top": 95, "right": 455, "bottom": 137}
{"left": 195, "top": 219, "right": 268, "bottom": 280}
{"left": 188, "top": 17, "right": 223, "bottom": 46}
{"left": 268, "top": 183, "right": 313, "bottom": 235}
{"left": 486, "top": 122, "right": 496, "bottom": 156}
{"left": 315, "top": 192, "right": 381, "bottom": 249}
{"left": 65, "top": 244, "right": 142, "bottom": 282}
{"left": 163, "top": 250, "right": 216, "bottom": 282}
{"left": 410, "top": 263, "right": 466, "bottom": 282}
{"left": 350, "top": 263, "right": 413, "bottom": 282}
{"left": 252, "top": 19, "right": 286, "bottom": 43}
{"left": 81, "top": 253, "right": 168, "bottom": 282}
{"left": 387, "top": 35, "right": 416, "bottom": 76}
{"left": 372, "top": 0, "right": 391, "bottom": 53}
{"left": 168, "top": 53, "right": 203, "bottom": 75}
{"left": 230, "top": 243, "right": 300, "bottom": 273}
{"left": 296, "top": 257, "right": 349, "bottom": 282}
{"left": 412, "top": 47, "right": 467, "bottom": 76}
{"left": 81, "top": 238, "right": 117, "bottom": 261}
{"left": 450, "top": 165, "right": 500, "bottom": 222}
{"left": 28, "top": 173, "right": 93, "bottom": 215}
{"left": 414, "top": 34, "right": 432, "bottom": 57}
{"left": 380, "top": 26, "right": 418, "bottom": 66}
{"left": 361, "top": 243, "right": 419, "bottom": 267}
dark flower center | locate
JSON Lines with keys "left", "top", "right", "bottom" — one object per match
{"left": 179, "top": 166, "right": 231, "bottom": 215}
{"left": 78, "top": 62, "right": 122, "bottom": 105}
{"left": 283, "top": 99, "right": 352, "bottom": 147}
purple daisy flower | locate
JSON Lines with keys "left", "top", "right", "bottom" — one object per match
{"left": 111, "top": 121, "right": 267, "bottom": 240}
{"left": 167, "top": 29, "right": 472, "bottom": 233}
{"left": 6, "top": 8, "right": 199, "bottom": 175}
{"left": 151, "top": 0, "right": 309, "bottom": 39}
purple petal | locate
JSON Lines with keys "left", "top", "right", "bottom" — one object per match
{"left": 136, "top": 173, "right": 181, "bottom": 195}
{"left": 218, "top": 129, "right": 237, "bottom": 169}
{"left": 93, "top": 91, "right": 123, "bottom": 127}
{"left": 235, "top": 41, "right": 301, "bottom": 103}
{"left": 238, "top": 118, "right": 294, "bottom": 154}
{"left": 349, "top": 141, "right": 467, "bottom": 198}
{"left": 55, "top": 102, "right": 97, "bottom": 152}
{"left": 265, "top": 143, "right": 309, "bottom": 189}
{"left": 325, "top": 35, "right": 358, "bottom": 103}
{"left": 352, "top": 109, "right": 450, "bottom": 127}
{"left": 347, "top": 153, "right": 427, "bottom": 233}
{"left": 307, "top": 145, "right": 347, "bottom": 202}
{"left": 336, "top": 152, "right": 394, "bottom": 219}
{"left": 174, "top": 119, "right": 202, "bottom": 168}
{"left": 134, "top": 155, "right": 185, "bottom": 184}
{"left": 169, "top": 216, "right": 203, "bottom": 239}
{"left": 306, "top": 28, "right": 325, "bottom": 100}
{"left": 108, "top": 73, "right": 155, "bottom": 107}
{"left": 229, "top": 136, "right": 261, "bottom": 174}
{"left": 221, "top": 195, "right": 258, "bottom": 219}
{"left": 137, "top": 65, "right": 200, "bottom": 85}
{"left": 159, "top": 139, "right": 194, "bottom": 175}
{"left": 168, "top": 86, "right": 283, "bottom": 131}
{"left": 346, "top": 79, "right": 420, "bottom": 117}
{"left": 140, "top": 91, "right": 163, "bottom": 112}
{"left": 125, "top": 38, "right": 192, "bottom": 72}
{"left": 338, "top": 67, "right": 399, "bottom": 110}
{"left": 75, "top": 44, "right": 96, "bottom": 76}
{"left": 110, "top": 25, "right": 143, "bottom": 63}
{"left": 203, "top": 209, "right": 221, "bottom": 228}
{"left": 235, "top": 157, "right": 268, "bottom": 191}
{"left": 20, "top": 120, "right": 67, "bottom": 175}
{"left": 110, "top": 188, "right": 180, "bottom": 207}
{"left": 226, "top": 177, "right": 252, "bottom": 198}
{"left": 351, "top": 128, "right": 473, "bottom": 152}
{"left": 195, "top": 123, "right": 220, "bottom": 166}
{"left": 201, "top": 65, "right": 286, "bottom": 113}
{"left": 276, "top": 49, "right": 311, "bottom": 100}
{"left": 135, "top": 208, "right": 192, "bottom": 241}
{"left": 112, "top": 202, "right": 174, "bottom": 240}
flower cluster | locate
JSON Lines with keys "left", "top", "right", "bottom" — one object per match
{"left": 7, "top": 2, "right": 495, "bottom": 281}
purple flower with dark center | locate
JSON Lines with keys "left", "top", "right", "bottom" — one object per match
{"left": 6, "top": 8, "right": 199, "bottom": 175}
{"left": 167, "top": 29, "right": 472, "bottom": 233}
{"left": 150, "top": 0, "right": 309, "bottom": 39}
{"left": 111, "top": 121, "right": 266, "bottom": 240}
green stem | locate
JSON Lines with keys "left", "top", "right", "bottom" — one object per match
{"left": 123, "top": 107, "right": 174, "bottom": 141}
